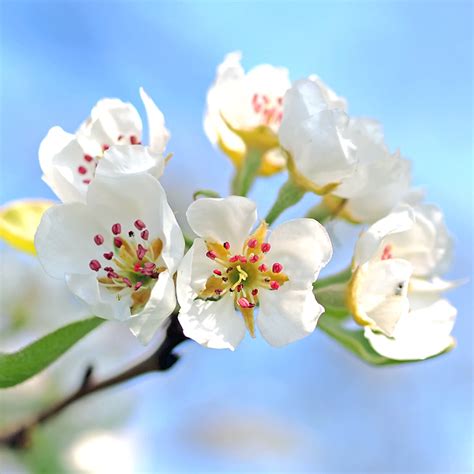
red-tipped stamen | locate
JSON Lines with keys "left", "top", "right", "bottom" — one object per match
{"left": 252, "top": 289, "right": 259, "bottom": 296}
{"left": 130, "top": 135, "right": 140, "bottom": 145}
{"left": 272, "top": 262, "right": 283, "bottom": 273}
{"left": 114, "top": 237, "right": 123, "bottom": 248}
{"left": 238, "top": 297, "right": 255, "bottom": 309}
{"left": 89, "top": 260, "right": 101, "bottom": 271}
{"left": 223, "top": 241, "right": 230, "bottom": 250}
{"left": 258, "top": 263, "right": 268, "bottom": 272}
{"left": 84, "top": 154, "right": 94, "bottom": 162}
{"left": 94, "top": 234, "right": 104, "bottom": 245}
{"left": 112, "top": 223, "right": 121, "bottom": 235}
{"left": 141, "top": 229, "right": 149, "bottom": 240}
{"left": 250, "top": 254, "right": 259, "bottom": 263}
{"left": 261, "top": 243, "right": 271, "bottom": 253}
{"left": 137, "top": 244, "right": 147, "bottom": 260}
{"left": 270, "top": 281, "right": 280, "bottom": 290}
{"left": 134, "top": 219, "right": 146, "bottom": 230}
{"left": 213, "top": 269, "right": 222, "bottom": 276}
{"left": 247, "top": 238, "right": 258, "bottom": 249}
{"left": 206, "top": 250, "right": 217, "bottom": 260}
{"left": 134, "top": 282, "right": 143, "bottom": 291}
{"left": 78, "top": 166, "right": 87, "bottom": 175}
{"left": 103, "top": 251, "right": 113, "bottom": 260}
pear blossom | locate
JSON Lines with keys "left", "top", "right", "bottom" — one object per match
{"left": 324, "top": 117, "right": 413, "bottom": 223}
{"left": 278, "top": 78, "right": 357, "bottom": 192}
{"left": 39, "top": 88, "right": 169, "bottom": 203}
{"left": 204, "top": 51, "right": 291, "bottom": 175}
{"left": 349, "top": 203, "right": 457, "bottom": 359}
{"left": 35, "top": 173, "right": 184, "bottom": 344}
{"left": 177, "top": 196, "right": 332, "bottom": 350}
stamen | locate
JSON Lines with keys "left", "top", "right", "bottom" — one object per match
{"left": 229, "top": 255, "right": 240, "bottom": 263}
{"left": 213, "top": 269, "right": 222, "bottom": 276}
{"left": 261, "top": 243, "right": 271, "bottom": 253}
{"left": 94, "top": 234, "right": 104, "bottom": 245}
{"left": 136, "top": 244, "right": 147, "bottom": 260}
{"left": 84, "top": 154, "right": 94, "bottom": 162}
{"left": 252, "top": 289, "right": 259, "bottom": 296}
{"left": 258, "top": 264, "right": 268, "bottom": 272}
{"left": 134, "top": 282, "right": 143, "bottom": 291}
{"left": 239, "top": 256, "right": 247, "bottom": 263}
{"left": 272, "top": 262, "right": 283, "bottom": 273}
{"left": 112, "top": 223, "right": 121, "bottom": 235}
{"left": 223, "top": 241, "right": 230, "bottom": 250}
{"left": 83, "top": 179, "right": 91, "bottom": 185}
{"left": 78, "top": 166, "right": 87, "bottom": 175}
{"left": 130, "top": 135, "right": 140, "bottom": 145}
{"left": 114, "top": 237, "right": 123, "bottom": 248}
{"left": 249, "top": 254, "right": 259, "bottom": 263}
{"left": 206, "top": 250, "right": 217, "bottom": 260}
{"left": 103, "top": 251, "right": 113, "bottom": 260}
{"left": 141, "top": 230, "right": 149, "bottom": 240}
{"left": 238, "top": 297, "right": 255, "bottom": 309}
{"left": 122, "top": 277, "right": 132, "bottom": 287}
{"left": 89, "top": 260, "right": 101, "bottom": 271}
{"left": 134, "top": 219, "right": 146, "bottom": 230}
{"left": 247, "top": 238, "right": 258, "bottom": 249}
{"left": 270, "top": 281, "right": 280, "bottom": 290}
{"left": 102, "top": 144, "right": 110, "bottom": 152}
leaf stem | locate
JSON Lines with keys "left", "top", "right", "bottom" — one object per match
{"left": 0, "top": 315, "right": 188, "bottom": 450}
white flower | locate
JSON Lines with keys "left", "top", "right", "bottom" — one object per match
{"left": 279, "top": 78, "right": 357, "bottom": 191}
{"left": 39, "top": 88, "right": 169, "bottom": 203}
{"left": 204, "top": 51, "right": 291, "bottom": 175}
{"left": 349, "top": 204, "right": 457, "bottom": 359}
{"left": 327, "top": 118, "right": 412, "bottom": 223}
{"left": 177, "top": 196, "right": 332, "bottom": 350}
{"left": 35, "top": 173, "right": 184, "bottom": 344}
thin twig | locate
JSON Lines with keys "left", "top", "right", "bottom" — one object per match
{"left": 0, "top": 315, "right": 188, "bottom": 450}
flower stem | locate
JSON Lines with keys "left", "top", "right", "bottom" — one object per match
{"left": 0, "top": 315, "right": 188, "bottom": 450}
{"left": 265, "top": 179, "right": 306, "bottom": 225}
{"left": 231, "top": 148, "right": 262, "bottom": 196}
{"left": 313, "top": 266, "right": 352, "bottom": 290}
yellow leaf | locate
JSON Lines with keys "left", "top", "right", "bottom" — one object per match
{"left": 0, "top": 199, "right": 55, "bottom": 255}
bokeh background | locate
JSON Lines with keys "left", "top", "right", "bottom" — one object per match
{"left": 1, "top": 1, "right": 472, "bottom": 472}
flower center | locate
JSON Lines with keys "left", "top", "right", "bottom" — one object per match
{"left": 77, "top": 134, "right": 142, "bottom": 185}
{"left": 251, "top": 93, "right": 283, "bottom": 127}
{"left": 88, "top": 218, "right": 164, "bottom": 314}
{"left": 199, "top": 221, "right": 289, "bottom": 337}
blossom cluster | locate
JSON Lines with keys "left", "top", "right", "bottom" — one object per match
{"left": 3, "top": 51, "right": 460, "bottom": 362}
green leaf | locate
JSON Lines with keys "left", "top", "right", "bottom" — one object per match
{"left": 317, "top": 315, "right": 395, "bottom": 365}
{"left": 317, "top": 314, "right": 451, "bottom": 366}
{"left": 0, "top": 317, "right": 104, "bottom": 388}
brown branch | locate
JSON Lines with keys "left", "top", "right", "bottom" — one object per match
{"left": 0, "top": 315, "right": 188, "bottom": 450}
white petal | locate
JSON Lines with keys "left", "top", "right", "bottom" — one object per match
{"left": 39, "top": 127, "right": 89, "bottom": 203}
{"left": 66, "top": 273, "right": 131, "bottom": 321}
{"left": 178, "top": 293, "right": 246, "bottom": 350}
{"left": 86, "top": 174, "right": 184, "bottom": 273}
{"left": 386, "top": 203, "right": 453, "bottom": 277}
{"left": 365, "top": 298, "right": 456, "bottom": 360}
{"left": 267, "top": 218, "right": 332, "bottom": 285}
{"left": 308, "top": 75, "right": 348, "bottom": 111}
{"left": 139, "top": 87, "right": 170, "bottom": 154}
{"left": 257, "top": 283, "right": 323, "bottom": 347}
{"left": 176, "top": 239, "right": 216, "bottom": 312}
{"left": 342, "top": 155, "right": 412, "bottom": 223}
{"left": 353, "top": 258, "right": 413, "bottom": 336}
{"left": 96, "top": 145, "right": 165, "bottom": 180}
{"left": 354, "top": 206, "right": 415, "bottom": 266}
{"left": 186, "top": 196, "right": 257, "bottom": 250}
{"left": 128, "top": 270, "right": 176, "bottom": 345}
{"left": 78, "top": 98, "right": 142, "bottom": 149}
{"left": 35, "top": 202, "right": 106, "bottom": 279}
